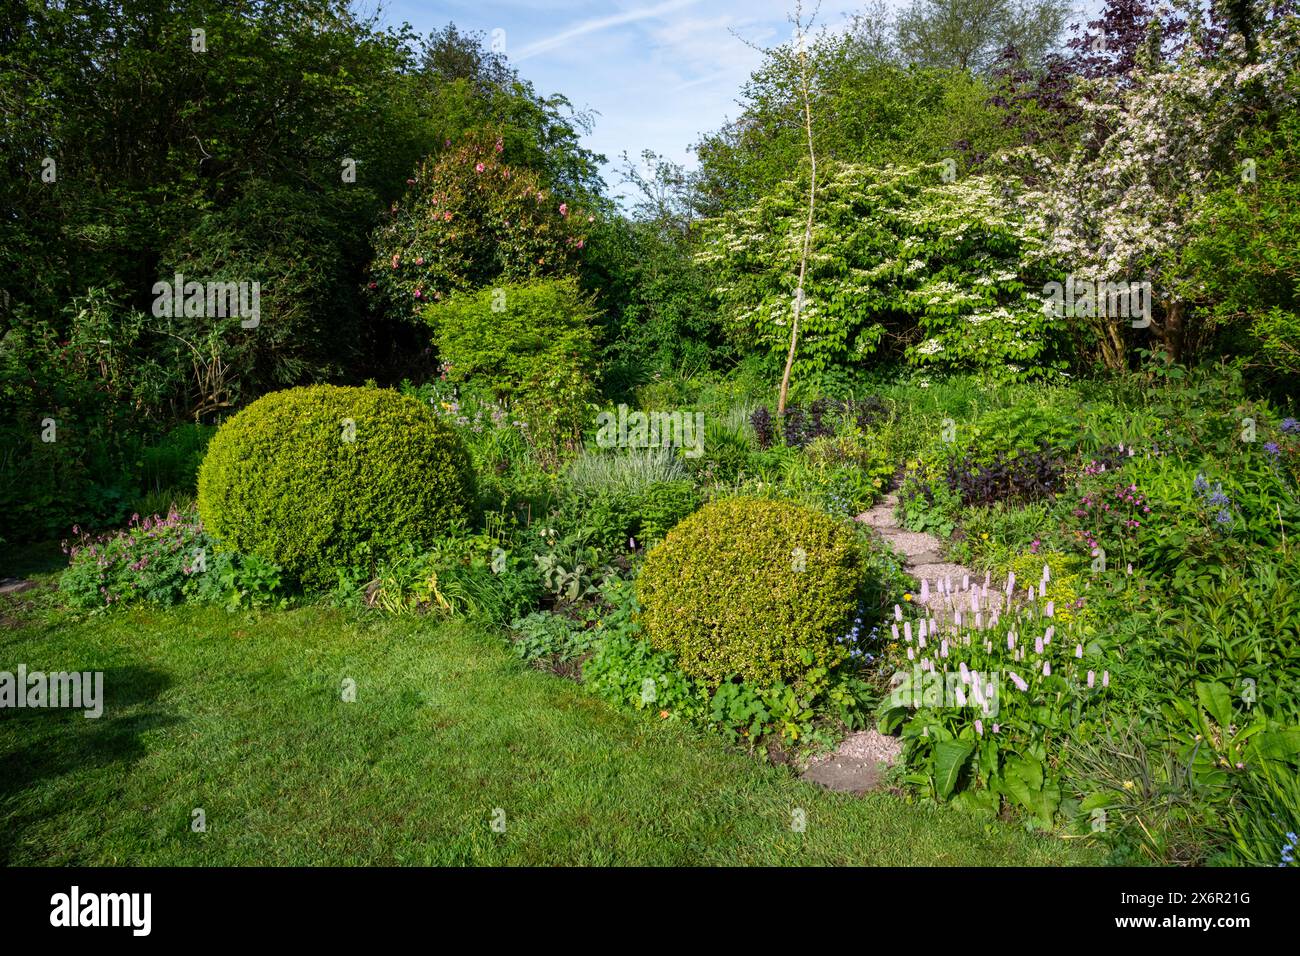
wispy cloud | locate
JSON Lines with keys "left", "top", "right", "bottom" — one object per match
{"left": 514, "top": 0, "right": 703, "bottom": 61}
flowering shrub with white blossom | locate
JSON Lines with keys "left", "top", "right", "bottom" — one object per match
{"left": 695, "top": 160, "right": 1066, "bottom": 385}
{"left": 1016, "top": 13, "right": 1300, "bottom": 368}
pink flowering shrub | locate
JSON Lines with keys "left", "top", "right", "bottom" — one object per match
{"left": 59, "top": 510, "right": 283, "bottom": 609}
{"left": 60, "top": 510, "right": 222, "bottom": 608}
{"left": 366, "top": 135, "right": 589, "bottom": 320}
{"left": 1061, "top": 479, "right": 1151, "bottom": 567}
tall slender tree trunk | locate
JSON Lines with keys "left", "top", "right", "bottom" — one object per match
{"left": 777, "top": 4, "right": 817, "bottom": 419}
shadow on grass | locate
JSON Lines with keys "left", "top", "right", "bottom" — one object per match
{"left": 0, "top": 664, "right": 177, "bottom": 863}
{"left": 0, "top": 539, "right": 67, "bottom": 579}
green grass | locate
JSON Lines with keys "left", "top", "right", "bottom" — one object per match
{"left": 0, "top": 589, "right": 1100, "bottom": 866}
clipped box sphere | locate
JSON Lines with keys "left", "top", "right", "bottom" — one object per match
{"left": 637, "top": 497, "right": 862, "bottom": 686}
{"left": 198, "top": 385, "right": 475, "bottom": 585}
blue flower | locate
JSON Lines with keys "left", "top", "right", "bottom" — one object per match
{"left": 1208, "top": 489, "right": 1230, "bottom": 507}
{"left": 1216, "top": 509, "right": 1232, "bottom": 525}
{"left": 1264, "top": 441, "right": 1280, "bottom": 457}
{"left": 1282, "top": 418, "right": 1299, "bottom": 434}
{"left": 1193, "top": 474, "right": 1209, "bottom": 495}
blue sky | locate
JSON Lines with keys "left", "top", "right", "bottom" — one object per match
{"left": 368, "top": 1, "right": 1090, "bottom": 201}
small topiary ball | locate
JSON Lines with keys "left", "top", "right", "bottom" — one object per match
{"left": 198, "top": 385, "right": 475, "bottom": 586}
{"left": 637, "top": 497, "right": 863, "bottom": 686}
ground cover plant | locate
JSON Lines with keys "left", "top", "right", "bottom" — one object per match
{"left": 3, "top": 0, "right": 1300, "bottom": 871}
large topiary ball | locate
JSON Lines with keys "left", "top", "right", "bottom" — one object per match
{"left": 198, "top": 385, "right": 475, "bottom": 585}
{"left": 637, "top": 497, "right": 863, "bottom": 686}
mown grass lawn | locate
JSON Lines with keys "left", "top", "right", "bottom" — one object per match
{"left": 0, "top": 588, "right": 1099, "bottom": 866}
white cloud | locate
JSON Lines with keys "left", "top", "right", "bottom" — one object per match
{"left": 514, "top": 0, "right": 704, "bottom": 61}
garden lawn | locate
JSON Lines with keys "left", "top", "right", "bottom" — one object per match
{"left": 0, "top": 593, "right": 1099, "bottom": 866}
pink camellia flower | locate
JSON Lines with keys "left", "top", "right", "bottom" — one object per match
{"left": 559, "top": 203, "right": 568, "bottom": 216}
{"left": 416, "top": 257, "right": 425, "bottom": 266}
{"left": 443, "top": 212, "right": 452, "bottom": 221}
{"left": 495, "top": 138, "right": 504, "bottom": 153}
{"left": 475, "top": 163, "right": 485, "bottom": 173}
{"left": 576, "top": 238, "right": 584, "bottom": 248}
{"left": 367, "top": 281, "right": 377, "bottom": 289}
{"left": 391, "top": 254, "right": 400, "bottom": 269}
{"left": 413, "top": 288, "right": 422, "bottom": 299}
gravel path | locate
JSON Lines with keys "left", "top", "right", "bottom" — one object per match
{"left": 800, "top": 491, "right": 977, "bottom": 794}
{"left": 855, "top": 492, "right": 977, "bottom": 607}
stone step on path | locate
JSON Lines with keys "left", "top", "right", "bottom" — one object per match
{"left": 800, "top": 491, "right": 977, "bottom": 794}
{"left": 853, "top": 493, "right": 976, "bottom": 610}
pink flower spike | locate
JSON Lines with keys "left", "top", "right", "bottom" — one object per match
{"left": 1102, "top": 671, "right": 1110, "bottom": 687}
{"left": 1087, "top": 670, "right": 1095, "bottom": 688}
{"left": 1075, "top": 644, "right": 1083, "bottom": 658}
{"left": 1043, "top": 660, "right": 1051, "bottom": 676}
{"left": 975, "top": 719, "right": 984, "bottom": 736}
